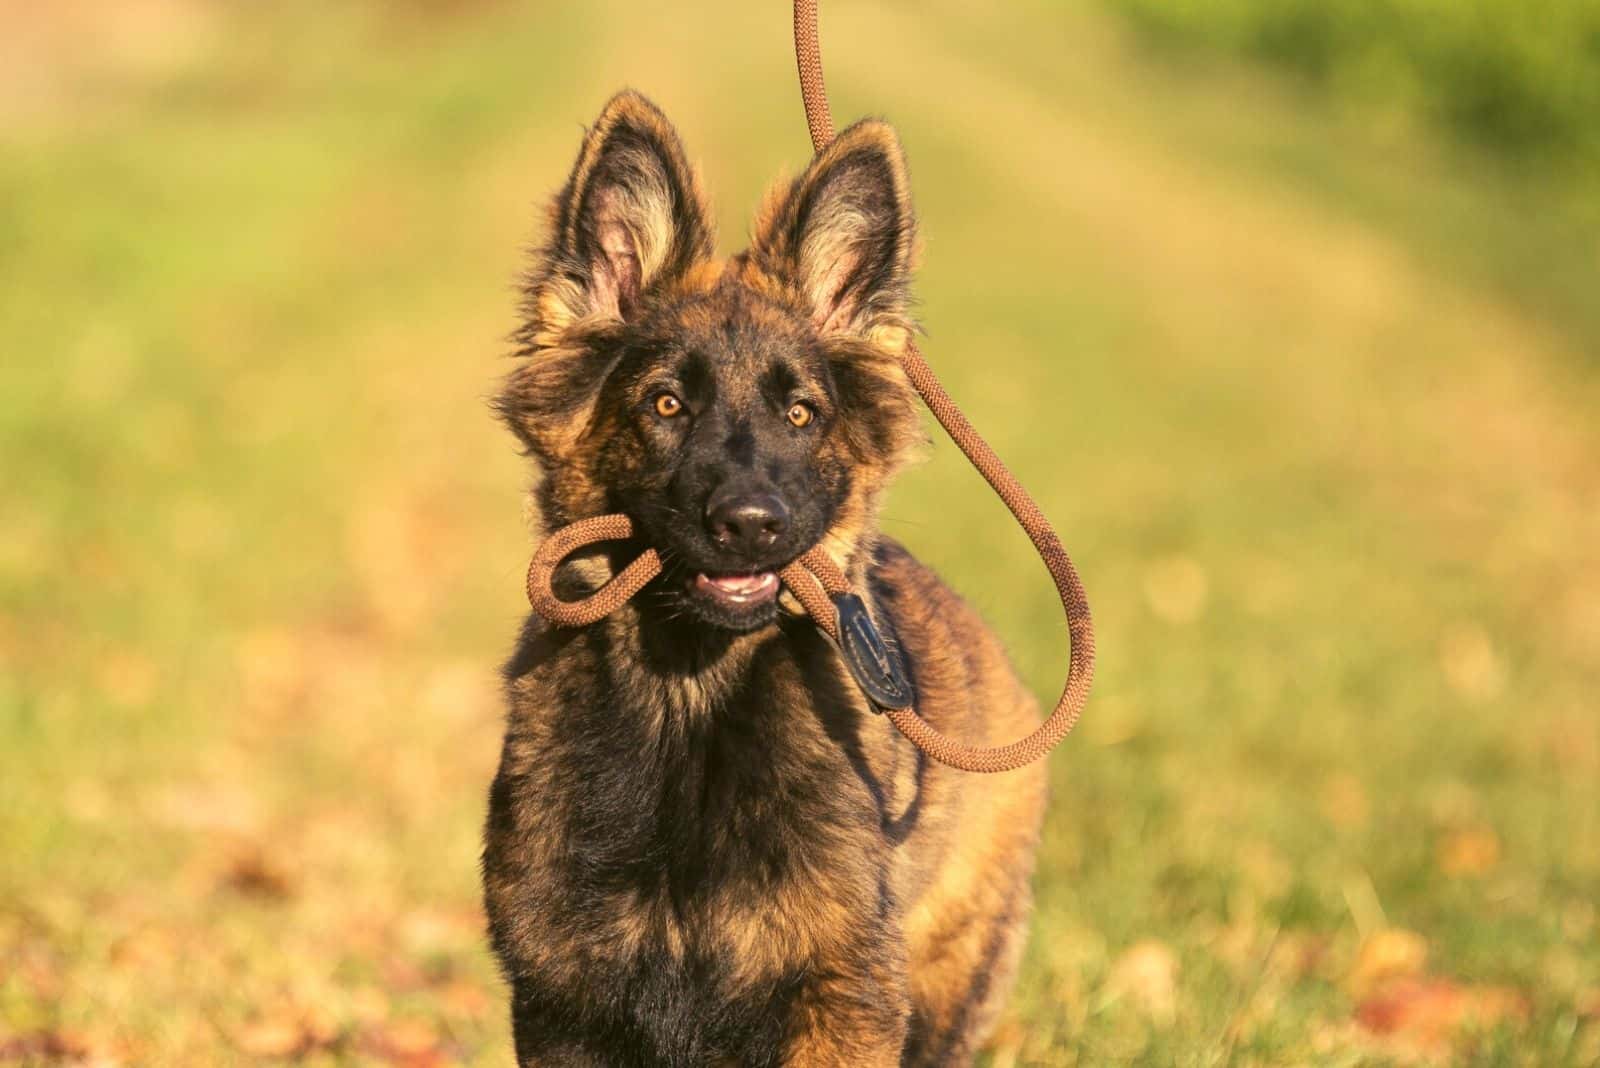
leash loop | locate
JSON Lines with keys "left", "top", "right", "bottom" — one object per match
{"left": 521, "top": 1, "right": 1096, "bottom": 773}
{"left": 525, "top": 513, "right": 662, "bottom": 627}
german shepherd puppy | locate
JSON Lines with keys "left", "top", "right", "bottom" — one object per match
{"left": 483, "top": 91, "right": 1048, "bottom": 1067}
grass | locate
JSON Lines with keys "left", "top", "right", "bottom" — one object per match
{"left": 2, "top": 1, "right": 1598, "bottom": 1063}
{"left": 1095, "top": 0, "right": 1600, "bottom": 374}
{"left": 1102, "top": 0, "right": 1600, "bottom": 166}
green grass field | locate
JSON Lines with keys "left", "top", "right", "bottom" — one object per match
{"left": 3, "top": 2, "right": 1597, "bottom": 1064}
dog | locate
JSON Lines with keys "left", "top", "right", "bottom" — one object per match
{"left": 482, "top": 90, "right": 1048, "bottom": 1067}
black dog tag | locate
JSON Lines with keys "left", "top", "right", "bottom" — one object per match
{"left": 832, "top": 593, "right": 914, "bottom": 712}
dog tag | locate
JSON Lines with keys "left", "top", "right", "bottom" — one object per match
{"left": 832, "top": 593, "right": 914, "bottom": 712}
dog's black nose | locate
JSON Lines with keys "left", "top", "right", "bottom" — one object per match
{"left": 706, "top": 492, "right": 790, "bottom": 555}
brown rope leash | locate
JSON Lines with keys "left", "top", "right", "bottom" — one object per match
{"left": 523, "top": 0, "right": 1095, "bottom": 773}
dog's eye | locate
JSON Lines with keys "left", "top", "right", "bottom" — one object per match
{"left": 654, "top": 393, "right": 683, "bottom": 418}
{"left": 786, "top": 402, "right": 815, "bottom": 428}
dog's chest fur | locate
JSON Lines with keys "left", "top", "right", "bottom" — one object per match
{"left": 483, "top": 608, "right": 920, "bottom": 1064}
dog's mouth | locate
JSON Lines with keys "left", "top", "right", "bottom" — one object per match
{"left": 690, "top": 570, "right": 780, "bottom": 608}
{"left": 675, "top": 568, "right": 785, "bottom": 632}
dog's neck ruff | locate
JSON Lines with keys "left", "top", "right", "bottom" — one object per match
{"left": 521, "top": 0, "right": 1096, "bottom": 774}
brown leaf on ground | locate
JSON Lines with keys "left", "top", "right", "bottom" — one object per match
{"left": 217, "top": 847, "right": 295, "bottom": 900}
{"left": 1577, "top": 987, "right": 1600, "bottom": 1019}
{"left": 1106, "top": 939, "right": 1179, "bottom": 1024}
{"left": 0, "top": 1029, "right": 96, "bottom": 1064}
{"left": 1355, "top": 978, "right": 1528, "bottom": 1048}
{"left": 109, "top": 928, "right": 177, "bottom": 972}
{"left": 1349, "top": 928, "right": 1429, "bottom": 996}
{"left": 359, "top": 1018, "right": 446, "bottom": 1066}
{"left": 381, "top": 955, "right": 429, "bottom": 992}
{"left": 301, "top": 1006, "right": 341, "bottom": 1048}
{"left": 1437, "top": 826, "right": 1501, "bottom": 877}
{"left": 231, "top": 1012, "right": 338, "bottom": 1059}
{"left": 7, "top": 941, "right": 66, "bottom": 1001}
{"left": 438, "top": 978, "right": 493, "bottom": 1020}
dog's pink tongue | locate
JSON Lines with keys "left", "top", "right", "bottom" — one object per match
{"left": 700, "top": 572, "right": 779, "bottom": 599}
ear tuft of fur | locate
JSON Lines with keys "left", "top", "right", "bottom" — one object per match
{"left": 750, "top": 119, "right": 916, "bottom": 343}
{"left": 503, "top": 92, "right": 713, "bottom": 465}
{"left": 521, "top": 90, "right": 714, "bottom": 345}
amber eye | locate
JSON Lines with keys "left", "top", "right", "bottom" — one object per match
{"left": 654, "top": 393, "right": 683, "bottom": 418}
{"left": 786, "top": 402, "right": 815, "bottom": 428}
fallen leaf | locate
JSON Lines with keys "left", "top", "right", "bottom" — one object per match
{"left": 7, "top": 939, "right": 66, "bottom": 1002}
{"left": 361, "top": 1018, "right": 445, "bottom": 1066}
{"left": 1106, "top": 939, "right": 1179, "bottom": 1024}
{"left": 0, "top": 1029, "right": 92, "bottom": 1061}
{"left": 231, "top": 1011, "right": 337, "bottom": 1060}
{"left": 1437, "top": 826, "right": 1501, "bottom": 877}
{"left": 1349, "top": 928, "right": 1428, "bottom": 996}
{"left": 381, "top": 955, "right": 429, "bottom": 992}
{"left": 217, "top": 847, "right": 295, "bottom": 900}
{"left": 1355, "top": 978, "right": 1528, "bottom": 1045}
{"left": 381, "top": 1018, "right": 438, "bottom": 1056}
{"left": 438, "top": 979, "right": 493, "bottom": 1020}
{"left": 231, "top": 1018, "right": 307, "bottom": 1059}
{"left": 302, "top": 1005, "right": 341, "bottom": 1048}
{"left": 110, "top": 928, "right": 178, "bottom": 972}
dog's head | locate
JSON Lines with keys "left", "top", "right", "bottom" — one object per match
{"left": 499, "top": 91, "right": 923, "bottom": 632}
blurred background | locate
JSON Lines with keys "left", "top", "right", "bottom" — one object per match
{"left": 2, "top": 1, "right": 1597, "bottom": 1063}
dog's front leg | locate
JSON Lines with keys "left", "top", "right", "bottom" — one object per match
{"left": 781, "top": 968, "right": 910, "bottom": 1068}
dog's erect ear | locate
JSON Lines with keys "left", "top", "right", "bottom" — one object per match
{"left": 528, "top": 91, "right": 714, "bottom": 336}
{"left": 503, "top": 93, "right": 711, "bottom": 474}
{"left": 750, "top": 119, "right": 915, "bottom": 341}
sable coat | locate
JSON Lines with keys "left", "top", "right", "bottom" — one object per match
{"left": 483, "top": 91, "right": 1047, "bottom": 1067}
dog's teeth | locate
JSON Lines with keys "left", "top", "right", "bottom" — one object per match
{"left": 696, "top": 572, "right": 779, "bottom": 602}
